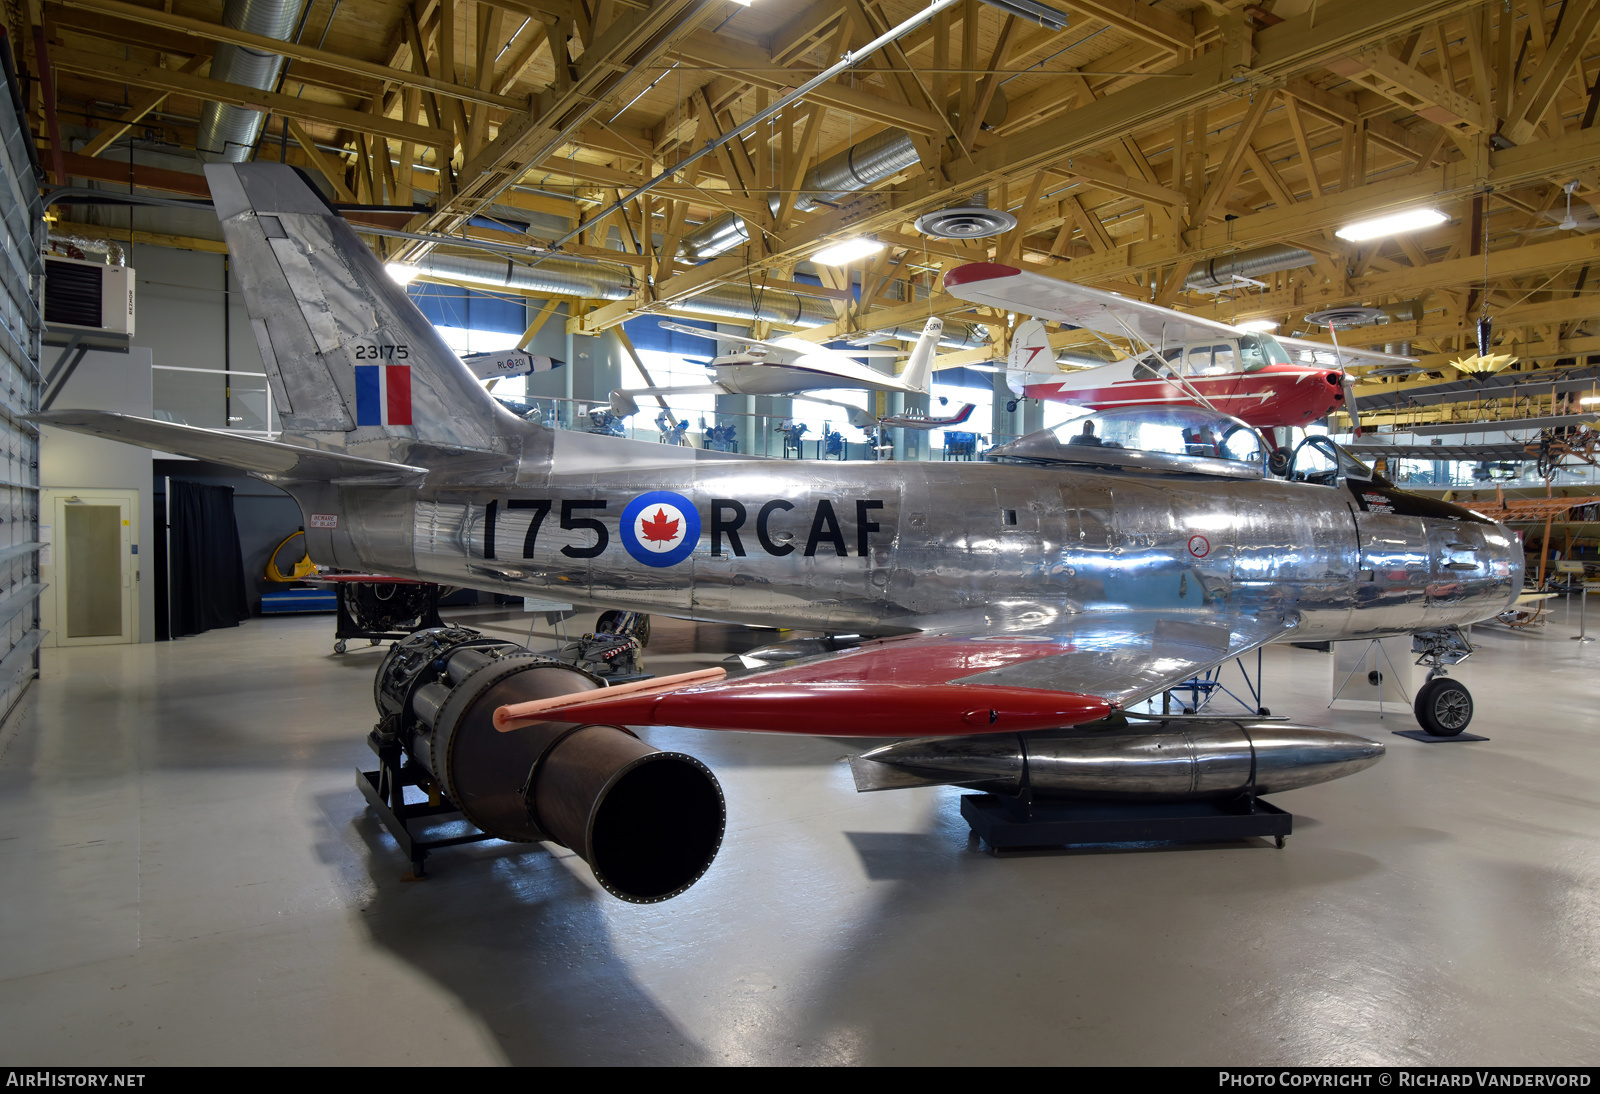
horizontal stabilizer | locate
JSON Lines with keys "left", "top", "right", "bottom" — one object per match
{"left": 32, "top": 410, "right": 426, "bottom": 484}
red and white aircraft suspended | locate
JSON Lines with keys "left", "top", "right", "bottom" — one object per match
{"left": 943, "top": 262, "right": 1414, "bottom": 431}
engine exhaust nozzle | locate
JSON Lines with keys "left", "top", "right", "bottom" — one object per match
{"left": 533, "top": 725, "right": 725, "bottom": 903}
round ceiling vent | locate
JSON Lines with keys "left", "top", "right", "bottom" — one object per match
{"left": 1304, "top": 305, "right": 1385, "bottom": 329}
{"left": 915, "top": 206, "right": 1018, "bottom": 239}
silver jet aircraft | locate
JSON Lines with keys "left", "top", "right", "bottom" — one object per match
{"left": 38, "top": 165, "right": 1523, "bottom": 901}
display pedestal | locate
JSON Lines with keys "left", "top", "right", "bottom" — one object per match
{"left": 358, "top": 733, "right": 497, "bottom": 878}
{"left": 1391, "top": 729, "right": 1490, "bottom": 744}
{"left": 1328, "top": 635, "right": 1417, "bottom": 714}
{"left": 960, "top": 794, "right": 1292, "bottom": 851}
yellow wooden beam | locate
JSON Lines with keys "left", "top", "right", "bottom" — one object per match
{"left": 52, "top": 48, "right": 453, "bottom": 148}
{"left": 287, "top": 120, "right": 356, "bottom": 202}
{"left": 54, "top": 0, "right": 530, "bottom": 112}
{"left": 79, "top": 54, "right": 208, "bottom": 158}
{"left": 517, "top": 299, "right": 562, "bottom": 349}
{"left": 669, "top": 31, "right": 945, "bottom": 135}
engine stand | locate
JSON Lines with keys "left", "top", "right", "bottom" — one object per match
{"left": 357, "top": 731, "right": 498, "bottom": 878}
{"left": 960, "top": 793, "right": 1292, "bottom": 853}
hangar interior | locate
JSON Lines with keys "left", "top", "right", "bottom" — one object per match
{"left": 0, "top": 0, "right": 1598, "bottom": 1066}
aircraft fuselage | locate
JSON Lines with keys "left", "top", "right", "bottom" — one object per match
{"left": 300, "top": 429, "right": 1520, "bottom": 643}
{"left": 1024, "top": 361, "right": 1345, "bottom": 429}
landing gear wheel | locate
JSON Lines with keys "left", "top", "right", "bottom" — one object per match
{"left": 1414, "top": 678, "right": 1473, "bottom": 737}
{"left": 1005, "top": 399, "right": 1019, "bottom": 413}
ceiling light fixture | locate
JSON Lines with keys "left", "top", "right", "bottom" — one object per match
{"left": 812, "top": 237, "right": 885, "bottom": 266}
{"left": 385, "top": 263, "right": 420, "bottom": 285}
{"left": 980, "top": 0, "right": 1069, "bottom": 30}
{"left": 1237, "top": 318, "right": 1279, "bottom": 332}
{"left": 1579, "top": 395, "right": 1600, "bottom": 406}
{"left": 1335, "top": 208, "right": 1448, "bottom": 242}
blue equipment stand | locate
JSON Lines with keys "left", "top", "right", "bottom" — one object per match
{"left": 961, "top": 793, "right": 1292, "bottom": 852}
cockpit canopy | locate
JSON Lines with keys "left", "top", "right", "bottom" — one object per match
{"left": 1131, "top": 332, "right": 1294, "bottom": 380}
{"left": 989, "top": 406, "right": 1270, "bottom": 479}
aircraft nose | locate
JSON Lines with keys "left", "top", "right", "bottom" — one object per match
{"left": 1480, "top": 521, "right": 1525, "bottom": 611}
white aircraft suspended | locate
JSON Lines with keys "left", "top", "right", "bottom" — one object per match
{"left": 460, "top": 348, "right": 562, "bottom": 382}
{"left": 945, "top": 262, "right": 1415, "bottom": 433}
{"left": 607, "top": 317, "right": 944, "bottom": 423}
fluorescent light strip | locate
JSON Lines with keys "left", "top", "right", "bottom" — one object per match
{"left": 1335, "top": 208, "right": 1448, "bottom": 242}
{"left": 812, "top": 237, "right": 885, "bottom": 266}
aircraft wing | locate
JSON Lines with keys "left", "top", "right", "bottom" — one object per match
{"left": 1276, "top": 336, "right": 1418, "bottom": 370}
{"left": 944, "top": 262, "right": 1242, "bottom": 347}
{"left": 31, "top": 410, "right": 427, "bottom": 484}
{"left": 657, "top": 319, "right": 903, "bottom": 358}
{"left": 494, "top": 608, "right": 1295, "bottom": 738}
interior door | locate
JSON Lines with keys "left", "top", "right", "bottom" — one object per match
{"left": 46, "top": 490, "right": 137, "bottom": 646}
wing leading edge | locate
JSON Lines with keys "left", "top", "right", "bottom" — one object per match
{"left": 944, "top": 262, "right": 1243, "bottom": 347}
{"left": 494, "top": 608, "right": 1296, "bottom": 737}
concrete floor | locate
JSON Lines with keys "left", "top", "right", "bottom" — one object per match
{"left": 1, "top": 600, "right": 1598, "bottom": 1066}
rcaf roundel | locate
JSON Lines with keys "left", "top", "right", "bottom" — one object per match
{"left": 620, "top": 491, "right": 700, "bottom": 567}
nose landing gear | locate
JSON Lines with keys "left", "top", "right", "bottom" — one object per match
{"left": 1410, "top": 627, "right": 1476, "bottom": 737}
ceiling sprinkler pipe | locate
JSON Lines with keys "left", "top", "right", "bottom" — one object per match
{"left": 551, "top": 0, "right": 965, "bottom": 252}
{"left": 196, "top": 0, "right": 300, "bottom": 162}
{"left": 1185, "top": 244, "right": 1316, "bottom": 291}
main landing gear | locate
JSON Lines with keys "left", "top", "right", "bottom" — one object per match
{"left": 1410, "top": 627, "right": 1476, "bottom": 737}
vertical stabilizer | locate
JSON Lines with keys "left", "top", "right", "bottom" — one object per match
{"left": 1007, "top": 318, "right": 1056, "bottom": 396}
{"left": 899, "top": 317, "right": 944, "bottom": 393}
{"left": 205, "top": 163, "right": 512, "bottom": 453}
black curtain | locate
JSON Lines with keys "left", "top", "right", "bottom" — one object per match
{"left": 168, "top": 480, "right": 251, "bottom": 639}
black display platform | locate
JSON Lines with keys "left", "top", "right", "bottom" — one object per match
{"left": 1391, "top": 729, "right": 1490, "bottom": 744}
{"left": 960, "top": 793, "right": 1292, "bottom": 852}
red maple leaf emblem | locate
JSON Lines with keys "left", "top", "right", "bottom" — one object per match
{"left": 640, "top": 507, "right": 680, "bottom": 544}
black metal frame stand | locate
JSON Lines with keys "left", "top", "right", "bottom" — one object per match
{"left": 960, "top": 793, "right": 1292, "bottom": 852}
{"left": 357, "top": 734, "right": 497, "bottom": 877}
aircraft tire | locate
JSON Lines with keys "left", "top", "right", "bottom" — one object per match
{"left": 1414, "top": 678, "right": 1472, "bottom": 737}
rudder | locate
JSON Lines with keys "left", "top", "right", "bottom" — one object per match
{"left": 1007, "top": 318, "right": 1056, "bottom": 396}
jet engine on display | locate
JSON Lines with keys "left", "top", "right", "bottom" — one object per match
{"left": 34, "top": 164, "right": 1527, "bottom": 902}
{"left": 371, "top": 626, "right": 723, "bottom": 903}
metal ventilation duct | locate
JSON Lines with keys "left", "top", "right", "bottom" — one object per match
{"left": 678, "top": 128, "right": 922, "bottom": 263}
{"left": 1185, "top": 244, "right": 1317, "bottom": 291}
{"left": 196, "top": 0, "right": 299, "bottom": 162}
{"left": 414, "top": 253, "right": 637, "bottom": 301}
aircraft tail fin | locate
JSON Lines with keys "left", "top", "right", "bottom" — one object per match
{"left": 1007, "top": 318, "right": 1056, "bottom": 396}
{"left": 898, "top": 317, "right": 944, "bottom": 393}
{"left": 204, "top": 163, "right": 512, "bottom": 453}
